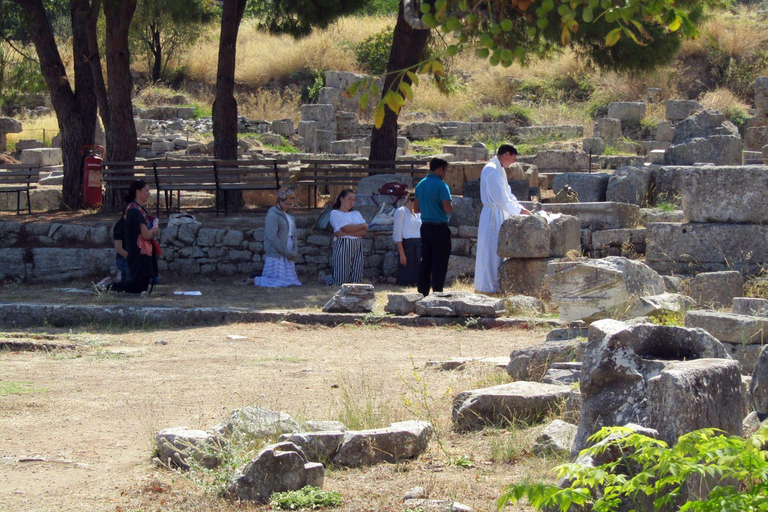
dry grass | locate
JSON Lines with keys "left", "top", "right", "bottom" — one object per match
{"left": 238, "top": 88, "right": 304, "bottom": 122}
{"left": 5, "top": 112, "right": 60, "bottom": 148}
{"left": 700, "top": 87, "right": 750, "bottom": 113}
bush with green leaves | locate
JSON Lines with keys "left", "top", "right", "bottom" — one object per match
{"left": 499, "top": 425, "right": 768, "bottom": 512}
{"left": 270, "top": 486, "right": 342, "bottom": 510}
{"left": 305, "top": 72, "right": 325, "bottom": 104}
{"left": 354, "top": 26, "right": 394, "bottom": 75}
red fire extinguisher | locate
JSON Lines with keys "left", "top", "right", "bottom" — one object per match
{"left": 81, "top": 145, "right": 105, "bottom": 208}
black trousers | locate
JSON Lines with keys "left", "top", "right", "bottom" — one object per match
{"left": 397, "top": 238, "right": 421, "bottom": 286}
{"left": 418, "top": 223, "right": 451, "bottom": 297}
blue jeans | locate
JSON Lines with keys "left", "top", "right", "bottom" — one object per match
{"left": 116, "top": 256, "right": 129, "bottom": 283}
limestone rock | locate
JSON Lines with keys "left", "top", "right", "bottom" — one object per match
{"left": 214, "top": 406, "right": 300, "bottom": 439}
{"left": 573, "top": 320, "right": 729, "bottom": 456}
{"left": 594, "top": 118, "right": 622, "bottom": 141}
{"left": 322, "top": 284, "right": 375, "bottom": 313}
{"left": 665, "top": 100, "right": 703, "bottom": 121}
{"left": 545, "top": 328, "right": 589, "bottom": 341}
{"left": 664, "top": 135, "right": 743, "bottom": 166}
{"left": 673, "top": 109, "right": 739, "bottom": 143}
{"left": 498, "top": 258, "right": 551, "bottom": 297}
{"left": 750, "top": 345, "right": 768, "bottom": 415}
{"left": 452, "top": 381, "right": 572, "bottom": 431}
{"left": 533, "top": 419, "right": 578, "bottom": 455}
{"left": 300, "top": 420, "right": 347, "bottom": 433}
{"left": 606, "top": 165, "right": 655, "bottom": 207}
{"left": 647, "top": 359, "right": 743, "bottom": 445}
{"left": 278, "top": 431, "right": 345, "bottom": 462}
{"left": 607, "top": 102, "right": 646, "bottom": 122}
{"left": 414, "top": 292, "right": 504, "bottom": 317}
{"left": 533, "top": 150, "right": 589, "bottom": 172}
{"left": 685, "top": 310, "right": 768, "bottom": 345}
{"left": 384, "top": 293, "right": 424, "bottom": 315}
{"left": 226, "top": 442, "right": 324, "bottom": 503}
{"left": 332, "top": 420, "right": 432, "bottom": 467}
{"left": 743, "top": 411, "right": 766, "bottom": 438}
{"left": 497, "top": 215, "right": 551, "bottom": 259}
{"left": 505, "top": 294, "right": 545, "bottom": 316}
{"left": 548, "top": 214, "right": 581, "bottom": 257}
{"left": 625, "top": 293, "right": 696, "bottom": 319}
{"left": 686, "top": 271, "right": 743, "bottom": 308}
{"left": 156, "top": 427, "right": 223, "bottom": 470}
{"left": 544, "top": 257, "right": 666, "bottom": 323}
{"left": 582, "top": 137, "right": 606, "bottom": 155}
{"left": 551, "top": 173, "right": 610, "bottom": 203}
{"left": 542, "top": 362, "right": 582, "bottom": 385}
{"left": 732, "top": 297, "right": 768, "bottom": 317}
{"left": 447, "top": 196, "right": 479, "bottom": 227}
{"left": 507, "top": 339, "right": 587, "bottom": 381}
{"left": 680, "top": 166, "right": 768, "bottom": 224}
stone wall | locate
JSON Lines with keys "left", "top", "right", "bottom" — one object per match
{"left": 0, "top": 218, "right": 480, "bottom": 283}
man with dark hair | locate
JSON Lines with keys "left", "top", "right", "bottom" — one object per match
{"left": 414, "top": 157, "right": 452, "bottom": 296}
{"left": 474, "top": 144, "right": 531, "bottom": 293}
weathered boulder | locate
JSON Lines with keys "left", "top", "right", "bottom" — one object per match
{"left": 384, "top": 293, "right": 424, "bottom": 315}
{"left": 156, "top": 427, "right": 223, "bottom": 470}
{"left": 646, "top": 359, "right": 743, "bottom": 445}
{"left": 574, "top": 321, "right": 730, "bottom": 456}
{"left": 607, "top": 102, "right": 646, "bottom": 122}
{"left": 545, "top": 328, "right": 589, "bottom": 341}
{"left": 332, "top": 420, "right": 432, "bottom": 467}
{"left": 685, "top": 310, "right": 768, "bottom": 345}
{"left": 453, "top": 381, "right": 572, "bottom": 431}
{"left": 665, "top": 100, "right": 703, "bottom": 121}
{"left": 497, "top": 258, "right": 552, "bottom": 297}
{"left": 664, "top": 135, "right": 743, "bottom": 166}
{"left": 300, "top": 420, "right": 347, "bottom": 432}
{"left": 625, "top": 293, "right": 696, "bottom": 319}
{"left": 225, "top": 442, "right": 324, "bottom": 503}
{"left": 680, "top": 166, "right": 768, "bottom": 224}
{"left": 655, "top": 121, "right": 675, "bottom": 142}
{"left": 505, "top": 294, "right": 545, "bottom": 316}
{"left": 606, "top": 166, "right": 655, "bottom": 207}
{"left": 0, "top": 117, "right": 23, "bottom": 133}
{"left": 594, "top": 118, "right": 622, "bottom": 141}
{"left": 278, "top": 431, "right": 344, "bottom": 462}
{"left": 548, "top": 214, "right": 581, "bottom": 257}
{"left": 551, "top": 173, "right": 610, "bottom": 202}
{"left": 213, "top": 406, "right": 300, "bottom": 439}
{"left": 686, "top": 271, "right": 743, "bottom": 308}
{"left": 675, "top": 110, "right": 738, "bottom": 142}
{"left": 20, "top": 148, "right": 63, "bottom": 166}
{"left": 582, "top": 137, "right": 606, "bottom": 155}
{"left": 533, "top": 419, "right": 578, "bottom": 455}
{"left": 542, "top": 362, "right": 582, "bottom": 385}
{"left": 750, "top": 345, "right": 768, "bottom": 416}
{"left": 507, "top": 339, "right": 587, "bottom": 381}
{"left": 322, "top": 284, "right": 375, "bottom": 313}
{"left": 497, "top": 215, "right": 551, "bottom": 259}
{"left": 732, "top": 297, "right": 768, "bottom": 317}
{"left": 414, "top": 292, "right": 505, "bottom": 317}
{"left": 544, "top": 257, "right": 666, "bottom": 323}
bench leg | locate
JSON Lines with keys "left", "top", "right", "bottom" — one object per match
{"left": 224, "top": 191, "right": 229, "bottom": 217}
{"left": 16, "top": 191, "right": 20, "bottom": 215}
{"left": 26, "top": 189, "right": 31, "bottom": 214}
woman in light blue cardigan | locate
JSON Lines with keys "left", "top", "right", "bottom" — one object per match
{"left": 255, "top": 189, "right": 302, "bottom": 287}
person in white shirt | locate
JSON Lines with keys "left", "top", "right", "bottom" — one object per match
{"left": 474, "top": 144, "right": 531, "bottom": 294}
{"left": 392, "top": 190, "right": 422, "bottom": 286}
{"left": 329, "top": 189, "right": 368, "bottom": 285}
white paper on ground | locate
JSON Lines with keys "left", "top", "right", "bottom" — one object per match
{"left": 174, "top": 291, "right": 202, "bottom": 296}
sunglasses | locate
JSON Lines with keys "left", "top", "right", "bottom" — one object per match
{"left": 407, "top": 197, "right": 415, "bottom": 201}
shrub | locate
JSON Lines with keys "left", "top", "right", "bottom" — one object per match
{"left": 499, "top": 425, "right": 768, "bottom": 512}
{"left": 304, "top": 72, "right": 324, "bottom": 104}
{"left": 270, "top": 486, "right": 342, "bottom": 510}
{"left": 353, "top": 26, "right": 394, "bottom": 75}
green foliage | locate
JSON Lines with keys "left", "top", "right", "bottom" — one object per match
{"left": 0, "top": 380, "right": 47, "bottom": 395}
{"left": 247, "top": 0, "right": 366, "bottom": 37}
{"left": 353, "top": 26, "right": 394, "bottom": 75}
{"left": 649, "top": 310, "right": 685, "bottom": 326}
{"left": 305, "top": 72, "right": 325, "bottom": 104}
{"left": 499, "top": 425, "right": 768, "bottom": 512}
{"left": 270, "top": 486, "right": 343, "bottom": 509}
{"left": 654, "top": 201, "right": 679, "bottom": 212}
{"left": 355, "top": 0, "right": 399, "bottom": 16}
{"left": 517, "top": 76, "right": 594, "bottom": 103}
{"left": 723, "top": 106, "right": 749, "bottom": 129}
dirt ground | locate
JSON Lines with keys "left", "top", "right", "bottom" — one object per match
{"left": 0, "top": 317, "right": 560, "bottom": 512}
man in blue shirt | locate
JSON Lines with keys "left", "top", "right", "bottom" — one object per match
{"left": 414, "top": 157, "right": 452, "bottom": 296}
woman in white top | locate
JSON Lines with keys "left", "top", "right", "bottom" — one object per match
{"left": 392, "top": 190, "right": 422, "bottom": 286}
{"left": 329, "top": 189, "right": 367, "bottom": 285}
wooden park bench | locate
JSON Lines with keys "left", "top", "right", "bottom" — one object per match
{"left": 0, "top": 164, "right": 40, "bottom": 214}
{"left": 297, "top": 159, "right": 429, "bottom": 208}
{"left": 102, "top": 159, "right": 290, "bottom": 216}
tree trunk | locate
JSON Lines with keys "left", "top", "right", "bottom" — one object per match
{"left": 368, "top": 0, "right": 431, "bottom": 163}
{"left": 151, "top": 21, "right": 162, "bottom": 82}
{"left": 13, "top": 0, "right": 97, "bottom": 209}
{"left": 213, "top": 0, "right": 246, "bottom": 210}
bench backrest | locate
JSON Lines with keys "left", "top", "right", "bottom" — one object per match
{"left": 0, "top": 166, "right": 40, "bottom": 189}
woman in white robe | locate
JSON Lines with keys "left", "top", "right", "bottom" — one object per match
{"left": 474, "top": 146, "right": 530, "bottom": 293}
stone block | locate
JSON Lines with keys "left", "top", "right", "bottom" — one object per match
{"left": 551, "top": 173, "right": 610, "bottom": 202}
{"left": 685, "top": 310, "right": 768, "bottom": 345}
{"left": 582, "top": 137, "right": 606, "bottom": 155}
{"left": 732, "top": 297, "right": 768, "bottom": 317}
{"left": 606, "top": 165, "right": 655, "bottom": 206}
{"left": 497, "top": 215, "right": 551, "bottom": 258}
{"left": 646, "top": 359, "right": 743, "bottom": 445}
{"left": 331, "top": 420, "right": 431, "bottom": 467}
{"left": 498, "top": 258, "right": 552, "bottom": 297}
{"left": 549, "top": 214, "right": 581, "bottom": 257}
{"left": 756, "top": 76, "right": 768, "bottom": 116}
{"left": 20, "top": 148, "right": 62, "bottom": 166}
{"left": 271, "top": 118, "right": 294, "bottom": 136}
{"left": 655, "top": 121, "right": 675, "bottom": 142}
{"left": 452, "top": 381, "right": 572, "bottom": 431}
{"left": 30, "top": 248, "right": 114, "bottom": 281}
{"left": 507, "top": 339, "right": 587, "bottom": 381}
{"left": 156, "top": 427, "right": 222, "bottom": 470}
{"left": 533, "top": 150, "right": 589, "bottom": 172}
{"left": 680, "top": 166, "right": 768, "bottom": 224}
{"left": 664, "top": 135, "right": 743, "bottom": 166}
{"left": 745, "top": 126, "right": 768, "bottom": 151}
{"left": 406, "top": 123, "right": 439, "bottom": 140}
{"left": 665, "top": 100, "right": 703, "bottom": 121}
{"left": 528, "top": 201, "right": 641, "bottom": 231}
{"left": 647, "top": 149, "right": 666, "bottom": 164}
{"left": 322, "top": 284, "right": 375, "bottom": 313}
{"left": 0, "top": 117, "right": 23, "bottom": 133}
{"left": 415, "top": 291, "right": 504, "bottom": 317}
{"left": 447, "top": 196, "right": 479, "bottom": 227}
{"left": 673, "top": 109, "right": 738, "bottom": 143}
{"left": 533, "top": 419, "right": 578, "bottom": 455}
{"left": 300, "top": 104, "right": 335, "bottom": 123}
{"left": 686, "top": 271, "right": 743, "bottom": 308}
{"left": 384, "top": 293, "right": 424, "bottom": 315}
{"left": 594, "top": 118, "right": 622, "bottom": 141}
{"left": 608, "top": 102, "right": 646, "bottom": 122}
{"left": 645, "top": 223, "right": 768, "bottom": 274}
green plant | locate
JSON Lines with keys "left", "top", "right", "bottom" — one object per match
{"left": 723, "top": 106, "right": 749, "bottom": 129}
{"left": 449, "top": 455, "right": 475, "bottom": 468}
{"left": 0, "top": 380, "right": 47, "bottom": 395}
{"left": 353, "top": 26, "right": 394, "bottom": 75}
{"left": 305, "top": 72, "right": 324, "bottom": 104}
{"left": 649, "top": 310, "right": 685, "bottom": 326}
{"left": 270, "top": 486, "right": 343, "bottom": 509}
{"left": 332, "top": 371, "right": 393, "bottom": 430}
{"left": 654, "top": 201, "right": 679, "bottom": 212}
{"left": 499, "top": 425, "right": 768, "bottom": 512}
